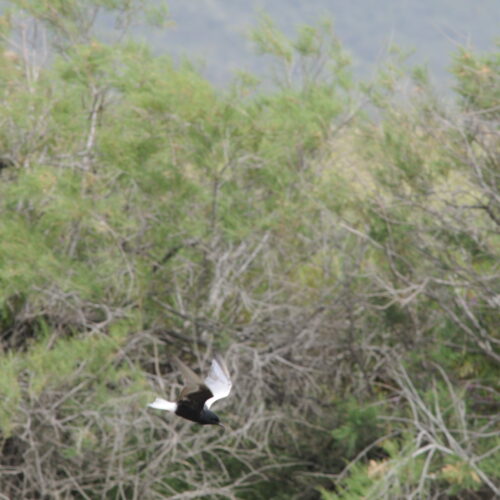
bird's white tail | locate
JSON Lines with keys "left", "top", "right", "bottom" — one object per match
{"left": 148, "top": 397, "right": 177, "bottom": 412}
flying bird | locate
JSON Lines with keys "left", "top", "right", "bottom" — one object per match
{"left": 148, "top": 354, "right": 232, "bottom": 427}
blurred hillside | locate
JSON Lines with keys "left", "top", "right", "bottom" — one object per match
{"left": 137, "top": 0, "right": 500, "bottom": 86}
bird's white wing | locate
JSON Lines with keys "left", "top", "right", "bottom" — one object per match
{"left": 204, "top": 355, "right": 232, "bottom": 409}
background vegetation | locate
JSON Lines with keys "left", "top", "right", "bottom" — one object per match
{"left": 0, "top": 1, "right": 498, "bottom": 499}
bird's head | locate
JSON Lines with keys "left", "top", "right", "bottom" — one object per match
{"left": 200, "top": 409, "right": 224, "bottom": 428}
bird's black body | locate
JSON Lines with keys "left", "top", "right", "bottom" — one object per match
{"left": 174, "top": 373, "right": 222, "bottom": 425}
{"left": 176, "top": 402, "right": 220, "bottom": 425}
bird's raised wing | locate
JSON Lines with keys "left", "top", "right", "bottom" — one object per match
{"left": 173, "top": 356, "right": 214, "bottom": 412}
{"left": 173, "top": 355, "right": 204, "bottom": 386}
{"left": 204, "top": 355, "right": 232, "bottom": 409}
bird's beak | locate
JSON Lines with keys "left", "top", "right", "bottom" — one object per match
{"left": 217, "top": 423, "right": 226, "bottom": 432}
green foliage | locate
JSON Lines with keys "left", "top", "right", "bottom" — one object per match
{"left": 0, "top": 354, "right": 21, "bottom": 436}
{"left": 26, "top": 322, "right": 128, "bottom": 396}
{"left": 319, "top": 462, "right": 378, "bottom": 500}
{"left": 251, "top": 14, "right": 293, "bottom": 63}
{"left": 251, "top": 14, "right": 352, "bottom": 91}
{"left": 331, "top": 400, "right": 381, "bottom": 459}
{"left": 451, "top": 45, "right": 500, "bottom": 116}
{"left": 0, "top": 318, "right": 140, "bottom": 431}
